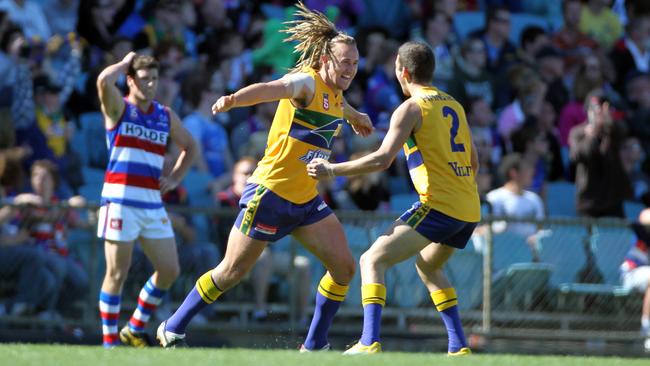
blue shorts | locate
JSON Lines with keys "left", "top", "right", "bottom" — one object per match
{"left": 399, "top": 201, "right": 477, "bottom": 249}
{"left": 234, "top": 183, "right": 333, "bottom": 242}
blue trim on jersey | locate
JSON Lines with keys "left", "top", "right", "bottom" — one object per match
{"left": 100, "top": 198, "right": 164, "bottom": 209}
{"left": 406, "top": 150, "right": 423, "bottom": 170}
{"left": 107, "top": 161, "right": 162, "bottom": 178}
{"left": 288, "top": 122, "right": 331, "bottom": 149}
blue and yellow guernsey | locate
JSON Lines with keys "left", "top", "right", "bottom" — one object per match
{"left": 249, "top": 68, "right": 344, "bottom": 204}
{"left": 404, "top": 87, "right": 481, "bottom": 222}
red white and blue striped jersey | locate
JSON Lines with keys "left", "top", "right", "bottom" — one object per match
{"left": 621, "top": 238, "right": 649, "bottom": 274}
{"left": 100, "top": 99, "right": 170, "bottom": 209}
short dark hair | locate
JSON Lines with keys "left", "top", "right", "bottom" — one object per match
{"left": 397, "top": 41, "right": 435, "bottom": 84}
{"left": 520, "top": 25, "right": 546, "bottom": 49}
{"left": 498, "top": 153, "right": 523, "bottom": 183}
{"left": 127, "top": 55, "right": 159, "bottom": 78}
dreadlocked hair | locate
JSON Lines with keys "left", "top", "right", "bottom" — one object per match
{"left": 281, "top": 1, "right": 355, "bottom": 73}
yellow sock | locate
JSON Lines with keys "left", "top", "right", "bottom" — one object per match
{"left": 430, "top": 288, "right": 458, "bottom": 312}
{"left": 317, "top": 273, "right": 349, "bottom": 302}
{"left": 196, "top": 271, "right": 223, "bottom": 304}
{"left": 362, "top": 283, "right": 387, "bottom": 306}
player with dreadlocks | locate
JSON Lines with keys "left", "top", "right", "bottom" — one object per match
{"left": 157, "top": 1, "right": 373, "bottom": 349}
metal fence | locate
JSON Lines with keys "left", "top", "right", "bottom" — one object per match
{"left": 0, "top": 203, "right": 644, "bottom": 353}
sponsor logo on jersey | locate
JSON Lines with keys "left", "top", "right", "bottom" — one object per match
{"left": 254, "top": 223, "right": 278, "bottom": 235}
{"left": 323, "top": 93, "right": 329, "bottom": 110}
{"left": 299, "top": 149, "right": 331, "bottom": 163}
{"left": 121, "top": 122, "right": 168, "bottom": 145}
{"left": 448, "top": 162, "right": 473, "bottom": 177}
{"left": 317, "top": 201, "right": 328, "bottom": 211}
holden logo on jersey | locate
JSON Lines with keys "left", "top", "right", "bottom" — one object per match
{"left": 310, "top": 120, "right": 343, "bottom": 148}
{"left": 323, "top": 93, "right": 329, "bottom": 110}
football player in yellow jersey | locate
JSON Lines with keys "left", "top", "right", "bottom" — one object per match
{"left": 157, "top": 2, "right": 373, "bottom": 350}
{"left": 308, "top": 41, "right": 480, "bottom": 356}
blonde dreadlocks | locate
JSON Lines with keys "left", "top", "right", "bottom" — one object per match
{"left": 282, "top": 1, "right": 356, "bottom": 73}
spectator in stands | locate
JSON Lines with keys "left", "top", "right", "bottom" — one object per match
{"left": 580, "top": 0, "right": 623, "bottom": 50}
{"left": 467, "top": 96, "right": 500, "bottom": 170}
{"left": 447, "top": 36, "right": 495, "bottom": 108}
{"left": 40, "top": 0, "right": 79, "bottom": 37}
{"left": 620, "top": 136, "right": 650, "bottom": 206}
{"left": 181, "top": 69, "right": 233, "bottom": 182}
{"left": 14, "top": 159, "right": 89, "bottom": 318}
{"left": 610, "top": 15, "right": 650, "bottom": 94}
{"left": 486, "top": 153, "right": 544, "bottom": 258}
{"left": 305, "top": 0, "right": 364, "bottom": 32}
{"left": 32, "top": 74, "right": 83, "bottom": 193}
{"left": 344, "top": 147, "right": 390, "bottom": 212}
{"left": 0, "top": 151, "right": 56, "bottom": 316}
{"left": 552, "top": 0, "right": 599, "bottom": 76}
{"left": 423, "top": 8, "right": 454, "bottom": 91}
{"left": 516, "top": 26, "right": 550, "bottom": 68}
{"left": 534, "top": 100, "right": 566, "bottom": 182}
{"left": 0, "top": 0, "right": 51, "bottom": 40}
{"left": 471, "top": 7, "right": 517, "bottom": 78}
{"left": 535, "top": 46, "right": 569, "bottom": 115}
{"left": 511, "top": 123, "right": 549, "bottom": 196}
{"left": 569, "top": 91, "right": 632, "bottom": 218}
{"left": 76, "top": 0, "right": 135, "bottom": 50}
{"left": 625, "top": 72, "right": 650, "bottom": 176}
{"left": 363, "top": 39, "right": 400, "bottom": 135}
{"left": 622, "top": 208, "right": 650, "bottom": 352}
{"left": 497, "top": 67, "right": 546, "bottom": 150}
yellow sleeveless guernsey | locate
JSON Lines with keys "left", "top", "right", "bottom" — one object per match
{"left": 249, "top": 68, "right": 344, "bottom": 204}
{"left": 404, "top": 87, "right": 481, "bottom": 222}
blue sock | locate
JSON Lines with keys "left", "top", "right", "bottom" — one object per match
{"left": 439, "top": 305, "right": 467, "bottom": 353}
{"left": 303, "top": 292, "right": 341, "bottom": 349}
{"left": 165, "top": 288, "right": 209, "bottom": 334}
{"left": 360, "top": 303, "right": 382, "bottom": 346}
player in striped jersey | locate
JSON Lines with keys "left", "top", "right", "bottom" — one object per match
{"left": 157, "top": 2, "right": 372, "bottom": 350}
{"left": 96, "top": 52, "right": 197, "bottom": 348}
{"left": 308, "top": 41, "right": 480, "bottom": 355}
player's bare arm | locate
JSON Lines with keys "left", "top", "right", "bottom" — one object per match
{"left": 212, "top": 78, "right": 299, "bottom": 114}
{"left": 96, "top": 51, "right": 136, "bottom": 129}
{"left": 343, "top": 97, "right": 373, "bottom": 137}
{"left": 160, "top": 109, "right": 198, "bottom": 194}
{"left": 307, "top": 99, "right": 421, "bottom": 179}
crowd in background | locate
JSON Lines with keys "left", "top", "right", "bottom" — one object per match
{"left": 2, "top": 0, "right": 650, "bottom": 322}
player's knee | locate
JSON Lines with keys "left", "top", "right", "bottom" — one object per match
{"left": 332, "top": 257, "right": 356, "bottom": 283}
{"left": 159, "top": 262, "right": 181, "bottom": 283}
{"left": 360, "top": 250, "right": 383, "bottom": 270}
{"left": 105, "top": 267, "right": 129, "bottom": 286}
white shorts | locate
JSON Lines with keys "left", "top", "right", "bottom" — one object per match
{"left": 621, "top": 266, "right": 650, "bottom": 292}
{"left": 97, "top": 203, "right": 174, "bottom": 242}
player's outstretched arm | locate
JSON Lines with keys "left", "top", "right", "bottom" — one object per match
{"left": 212, "top": 79, "right": 296, "bottom": 114}
{"left": 160, "top": 108, "right": 198, "bottom": 194}
{"left": 307, "top": 100, "right": 421, "bottom": 179}
{"left": 96, "top": 51, "right": 135, "bottom": 128}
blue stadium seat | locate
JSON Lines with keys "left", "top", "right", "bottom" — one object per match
{"left": 389, "top": 193, "right": 418, "bottom": 214}
{"left": 83, "top": 167, "right": 105, "bottom": 185}
{"left": 342, "top": 224, "right": 372, "bottom": 307}
{"left": 538, "top": 225, "right": 588, "bottom": 287}
{"left": 545, "top": 181, "right": 576, "bottom": 217}
{"left": 444, "top": 249, "right": 483, "bottom": 310}
{"left": 590, "top": 226, "right": 635, "bottom": 285}
{"left": 386, "top": 256, "right": 429, "bottom": 308}
{"left": 388, "top": 176, "right": 411, "bottom": 195}
{"left": 183, "top": 170, "right": 214, "bottom": 208}
{"left": 509, "top": 14, "right": 549, "bottom": 45}
{"left": 491, "top": 231, "right": 534, "bottom": 273}
{"left": 78, "top": 112, "right": 107, "bottom": 168}
{"left": 624, "top": 201, "right": 645, "bottom": 221}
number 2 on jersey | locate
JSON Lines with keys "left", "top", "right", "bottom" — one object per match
{"left": 442, "top": 106, "right": 465, "bottom": 152}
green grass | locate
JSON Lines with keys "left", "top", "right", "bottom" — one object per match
{"left": 1, "top": 344, "right": 647, "bottom": 366}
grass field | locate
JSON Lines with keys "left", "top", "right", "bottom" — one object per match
{"left": 2, "top": 344, "right": 648, "bottom": 366}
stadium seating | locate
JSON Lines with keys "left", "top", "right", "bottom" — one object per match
{"left": 78, "top": 112, "right": 108, "bottom": 169}
{"left": 545, "top": 181, "right": 577, "bottom": 217}
{"left": 624, "top": 201, "right": 645, "bottom": 221}
{"left": 389, "top": 193, "right": 418, "bottom": 214}
{"left": 184, "top": 170, "right": 215, "bottom": 242}
{"left": 538, "top": 225, "right": 588, "bottom": 287}
{"left": 444, "top": 249, "right": 484, "bottom": 310}
{"left": 490, "top": 231, "right": 550, "bottom": 309}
